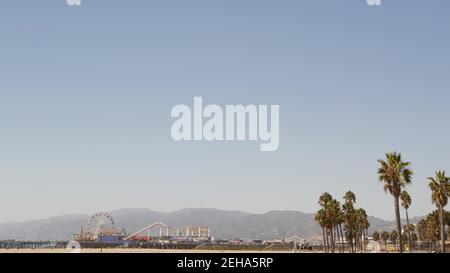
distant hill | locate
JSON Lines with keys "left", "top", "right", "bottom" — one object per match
{"left": 0, "top": 208, "right": 399, "bottom": 241}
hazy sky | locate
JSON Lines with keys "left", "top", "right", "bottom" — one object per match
{"left": 0, "top": 0, "right": 449, "bottom": 223}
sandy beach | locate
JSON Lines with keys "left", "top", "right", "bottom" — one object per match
{"left": 0, "top": 248, "right": 302, "bottom": 254}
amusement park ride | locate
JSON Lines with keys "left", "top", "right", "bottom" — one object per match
{"left": 74, "top": 212, "right": 212, "bottom": 246}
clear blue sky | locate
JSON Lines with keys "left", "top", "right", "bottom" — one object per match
{"left": 0, "top": 0, "right": 449, "bottom": 222}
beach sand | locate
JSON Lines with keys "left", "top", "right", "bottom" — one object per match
{"left": 0, "top": 248, "right": 300, "bottom": 254}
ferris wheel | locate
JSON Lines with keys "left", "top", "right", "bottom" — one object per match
{"left": 86, "top": 212, "right": 116, "bottom": 239}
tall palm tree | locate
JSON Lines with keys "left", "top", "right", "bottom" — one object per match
{"left": 336, "top": 204, "right": 346, "bottom": 253}
{"left": 315, "top": 209, "right": 327, "bottom": 252}
{"left": 428, "top": 171, "right": 450, "bottom": 253}
{"left": 329, "top": 199, "right": 338, "bottom": 252}
{"left": 400, "top": 191, "right": 412, "bottom": 252}
{"left": 378, "top": 152, "right": 413, "bottom": 253}
{"left": 317, "top": 192, "right": 333, "bottom": 252}
{"left": 329, "top": 199, "right": 345, "bottom": 253}
{"left": 325, "top": 198, "right": 343, "bottom": 253}
{"left": 356, "top": 208, "right": 369, "bottom": 252}
{"left": 343, "top": 191, "right": 356, "bottom": 252}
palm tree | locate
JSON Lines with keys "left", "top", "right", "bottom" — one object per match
{"left": 378, "top": 152, "right": 413, "bottom": 253}
{"left": 344, "top": 191, "right": 356, "bottom": 206}
{"left": 390, "top": 230, "right": 399, "bottom": 249}
{"left": 356, "top": 208, "right": 369, "bottom": 252}
{"left": 329, "top": 199, "right": 343, "bottom": 253}
{"left": 372, "top": 231, "right": 380, "bottom": 242}
{"left": 416, "top": 219, "right": 427, "bottom": 243}
{"left": 424, "top": 211, "right": 441, "bottom": 251}
{"left": 343, "top": 191, "right": 357, "bottom": 252}
{"left": 317, "top": 191, "right": 371, "bottom": 253}
{"left": 317, "top": 192, "right": 333, "bottom": 252}
{"left": 381, "top": 231, "right": 389, "bottom": 251}
{"left": 323, "top": 198, "right": 344, "bottom": 253}
{"left": 417, "top": 216, "right": 439, "bottom": 251}
{"left": 362, "top": 214, "right": 370, "bottom": 249}
{"left": 400, "top": 191, "right": 412, "bottom": 251}
{"left": 319, "top": 192, "right": 333, "bottom": 208}
{"left": 336, "top": 205, "right": 346, "bottom": 253}
{"left": 428, "top": 171, "right": 450, "bottom": 253}
{"left": 410, "top": 233, "right": 418, "bottom": 244}
{"left": 315, "top": 209, "right": 327, "bottom": 252}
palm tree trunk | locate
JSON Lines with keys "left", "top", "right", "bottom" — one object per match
{"left": 330, "top": 228, "right": 335, "bottom": 253}
{"left": 334, "top": 226, "right": 338, "bottom": 253}
{"left": 338, "top": 226, "right": 342, "bottom": 253}
{"left": 356, "top": 235, "right": 359, "bottom": 252}
{"left": 339, "top": 224, "right": 345, "bottom": 253}
{"left": 439, "top": 206, "right": 445, "bottom": 253}
{"left": 331, "top": 227, "right": 335, "bottom": 253}
{"left": 329, "top": 229, "right": 332, "bottom": 253}
{"left": 349, "top": 235, "right": 352, "bottom": 253}
{"left": 334, "top": 227, "right": 338, "bottom": 252}
{"left": 360, "top": 228, "right": 363, "bottom": 253}
{"left": 350, "top": 235, "right": 355, "bottom": 253}
{"left": 394, "top": 197, "right": 403, "bottom": 253}
{"left": 322, "top": 227, "right": 326, "bottom": 253}
{"left": 405, "top": 208, "right": 412, "bottom": 252}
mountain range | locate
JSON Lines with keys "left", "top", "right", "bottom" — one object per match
{"left": 0, "top": 208, "right": 407, "bottom": 241}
